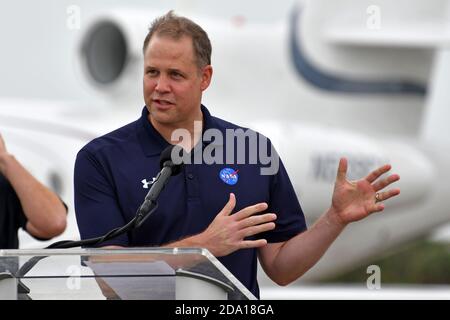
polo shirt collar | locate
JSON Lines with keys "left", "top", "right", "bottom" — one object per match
{"left": 137, "top": 104, "right": 219, "bottom": 157}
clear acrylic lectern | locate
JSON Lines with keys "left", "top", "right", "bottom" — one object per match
{"left": 0, "top": 248, "right": 256, "bottom": 300}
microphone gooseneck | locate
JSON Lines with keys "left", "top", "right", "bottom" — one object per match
{"left": 47, "top": 144, "right": 184, "bottom": 248}
{"left": 135, "top": 145, "right": 184, "bottom": 227}
{"left": 17, "top": 145, "right": 185, "bottom": 279}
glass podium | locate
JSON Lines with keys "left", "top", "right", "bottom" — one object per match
{"left": 0, "top": 248, "right": 256, "bottom": 300}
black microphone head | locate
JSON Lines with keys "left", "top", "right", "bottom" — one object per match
{"left": 159, "top": 145, "right": 184, "bottom": 175}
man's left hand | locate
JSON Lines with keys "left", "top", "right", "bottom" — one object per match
{"left": 330, "top": 158, "right": 400, "bottom": 226}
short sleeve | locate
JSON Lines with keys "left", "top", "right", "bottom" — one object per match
{"left": 74, "top": 149, "right": 129, "bottom": 247}
{"left": 259, "top": 158, "right": 307, "bottom": 243}
{"left": 0, "top": 174, "right": 26, "bottom": 248}
{"left": 0, "top": 176, "right": 27, "bottom": 231}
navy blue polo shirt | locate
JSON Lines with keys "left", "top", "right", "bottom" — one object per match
{"left": 0, "top": 174, "right": 27, "bottom": 249}
{"left": 0, "top": 174, "right": 65, "bottom": 249}
{"left": 74, "top": 105, "right": 307, "bottom": 298}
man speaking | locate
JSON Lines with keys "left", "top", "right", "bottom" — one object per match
{"left": 74, "top": 11, "right": 400, "bottom": 298}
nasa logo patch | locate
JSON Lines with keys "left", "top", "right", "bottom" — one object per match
{"left": 219, "top": 168, "right": 239, "bottom": 186}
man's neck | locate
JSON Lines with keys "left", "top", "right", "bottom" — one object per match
{"left": 149, "top": 112, "right": 203, "bottom": 151}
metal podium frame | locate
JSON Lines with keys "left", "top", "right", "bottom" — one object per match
{"left": 0, "top": 248, "right": 256, "bottom": 300}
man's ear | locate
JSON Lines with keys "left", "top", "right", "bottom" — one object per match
{"left": 200, "top": 65, "right": 213, "bottom": 91}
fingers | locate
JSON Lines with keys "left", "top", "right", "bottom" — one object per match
{"left": 365, "top": 164, "right": 392, "bottom": 183}
{"left": 233, "top": 202, "right": 268, "bottom": 220}
{"left": 369, "top": 202, "right": 385, "bottom": 214}
{"left": 238, "top": 213, "right": 277, "bottom": 229}
{"left": 372, "top": 174, "right": 400, "bottom": 191}
{"left": 219, "top": 194, "right": 276, "bottom": 243}
{"left": 220, "top": 194, "right": 269, "bottom": 220}
{"left": 375, "top": 188, "right": 401, "bottom": 202}
{"left": 219, "top": 193, "right": 236, "bottom": 216}
{"left": 240, "top": 239, "right": 268, "bottom": 250}
{"left": 240, "top": 221, "right": 276, "bottom": 238}
{"left": 336, "top": 158, "right": 348, "bottom": 182}
{"left": 0, "top": 133, "right": 6, "bottom": 152}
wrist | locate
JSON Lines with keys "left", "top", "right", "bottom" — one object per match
{"left": 325, "top": 207, "right": 348, "bottom": 229}
{"left": 187, "top": 232, "right": 217, "bottom": 255}
{"left": 188, "top": 232, "right": 206, "bottom": 248}
{"left": 168, "top": 232, "right": 205, "bottom": 249}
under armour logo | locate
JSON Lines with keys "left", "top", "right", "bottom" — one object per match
{"left": 141, "top": 177, "right": 157, "bottom": 189}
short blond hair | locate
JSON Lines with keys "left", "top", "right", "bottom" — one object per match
{"left": 143, "top": 11, "right": 212, "bottom": 68}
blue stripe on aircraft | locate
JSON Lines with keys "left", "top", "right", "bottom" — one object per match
{"left": 289, "top": 8, "right": 427, "bottom": 95}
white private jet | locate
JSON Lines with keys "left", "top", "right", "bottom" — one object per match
{"left": 0, "top": 0, "right": 449, "bottom": 291}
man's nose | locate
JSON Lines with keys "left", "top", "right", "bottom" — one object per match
{"left": 155, "top": 75, "right": 170, "bottom": 93}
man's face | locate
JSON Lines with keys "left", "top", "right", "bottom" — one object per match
{"left": 143, "top": 35, "right": 212, "bottom": 128}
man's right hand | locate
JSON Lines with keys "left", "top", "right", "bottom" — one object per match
{"left": 0, "top": 133, "right": 6, "bottom": 154}
{"left": 0, "top": 133, "right": 11, "bottom": 174}
{"left": 195, "top": 193, "right": 277, "bottom": 257}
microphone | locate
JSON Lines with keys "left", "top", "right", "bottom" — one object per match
{"left": 135, "top": 144, "right": 184, "bottom": 227}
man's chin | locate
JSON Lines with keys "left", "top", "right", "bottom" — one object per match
{"left": 149, "top": 110, "right": 177, "bottom": 125}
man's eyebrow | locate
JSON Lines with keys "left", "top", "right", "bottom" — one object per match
{"left": 168, "top": 68, "right": 185, "bottom": 74}
{"left": 144, "top": 66, "right": 184, "bottom": 73}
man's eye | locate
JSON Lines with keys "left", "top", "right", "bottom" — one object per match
{"left": 147, "top": 69, "right": 158, "bottom": 76}
{"left": 171, "top": 72, "right": 183, "bottom": 79}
